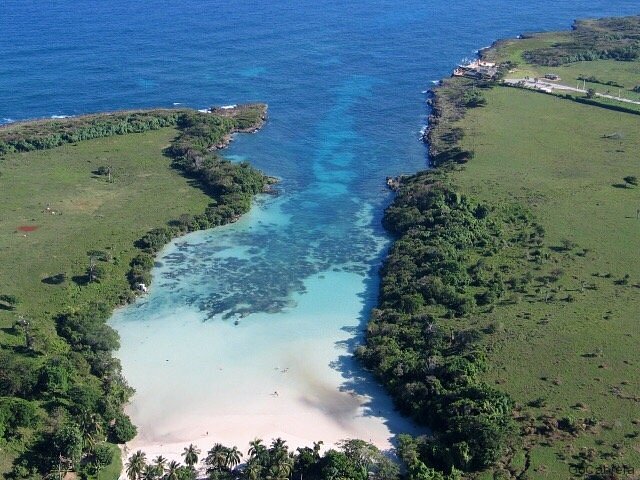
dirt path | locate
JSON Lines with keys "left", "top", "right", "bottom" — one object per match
{"left": 504, "top": 78, "right": 640, "bottom": 105}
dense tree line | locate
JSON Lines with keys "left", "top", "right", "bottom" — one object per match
{"left": 384, "top": 19, "right": 639, "bottom": 474}
{"left": 356, "top": 52, "right": 556, "bottom": 474}
{"left": 423, "top": 78, "right": 490, "bottom": 169}
{"left": 0, "top": 111, "right": 183, "bottom": 155}
{"left": 127, "top": 107, "right": 269, "bottom": 290}
{"left": 123, "top": 439, "right": 407, "bottom": 480}
{"left": 521, "top": 16, "right": 640, "bottom": 66}
{"left": 0, "top": 304, "right": 134, "bottom": 478}
{"left": 524, "top": 45, "right": 640, "bottom": 66}
{"left": 357, "top": 173, "right": 522, "bottom": 474}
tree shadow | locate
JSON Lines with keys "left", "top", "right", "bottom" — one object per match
{"left": 548, "top": 246, "right": 572, "bottom": 253}
{"left": 6, "top": 344, "right": 40, "bottom": 357}
{"left": 41, "top": 273, "right": 67, "bottom": 285}
{"left": 71, "top": 274, "right": 90, "bottom": 286}
{"left": 611, "top": 183, "right": 629, "bottom": 189}
{"left": 328, "top": 207, "right": 426, "bottom": 448}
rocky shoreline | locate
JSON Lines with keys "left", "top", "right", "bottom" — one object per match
{"left": 210, "top": 103, "right": 269, "bottom": 149}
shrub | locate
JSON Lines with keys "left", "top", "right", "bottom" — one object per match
{"left": 109, "top": 412, "right": 137, "bottom": 443}
{"left": 0, "top": 398, "right": 41, "bottom": 440}
{"left": 558, "top": 416, "right": 580, "bottom": 434}
{"left": 0, "top": 294, "right": 18, "bottom": 310}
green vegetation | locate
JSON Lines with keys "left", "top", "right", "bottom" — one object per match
{"left": 122, "top": 439, "right": 402, "bottom": 480}
{"left": 520, "top": 16, "right": 639, "bottom": 66}
{"left": 577, "top": 75, "right": 624, "bottom": 89}
{"left": 361, "top": 15, "right": 640, "bottom": 479}
{"left": 0, "top": 110, "right": 182, "bottom": 155}
{"left": 2, "top": 13, "right": 639, "bottom": 480}
{"left": 454, "top": 83, "right": 640, "bottom": 479}
{"left": 358, "top": 170, "right": 523, "bottom": 472}
{"left": 0, "top": 105, "right": 268, "bottom": 478}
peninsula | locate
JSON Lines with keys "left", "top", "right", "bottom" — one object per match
{"left": 360, "top": 14, "right": 640, "bottom": 479}
{"left": 0, "top": 104, "right": 269, "bottom": 478}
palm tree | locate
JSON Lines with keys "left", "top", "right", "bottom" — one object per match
{"left": 165, "top": 460, "right": 181, "bottom": 480}
{"left": 78, "top": 411, "right": 104, "bottom": 450}
{"left": 205, "top": 443, "right": 229, "bottom": 473}
{"left": 266, "top": 459, "right": 293, "bottom": 480}
{"left": 153, "top": 455, "right": 168, "bottom": 474}
{"left": 182, "top": 444, "right": 201, "bottom": 468}
{"left": 141, "top": 464, "right": 159, "bottom": 480}
{"left": 271, "top": 438, "right": 288, "bottom": 453}
{"left": 126, "top": 450, "right": 147, "bottom": 480}
{"left": 265, "top": 438, "right": 293, "bottom": 480}
{"left": 269, "top": 438, "right": 289, "bottom": 470}
{"left": 244, "top": 460, "right": 262, "bottom": 480}
{"left": 45, "top": 455, "right": 71, "bottom": 480}
{"left": 248, "top": 438, "right": 266, "bottom": 460}
{"left": 225, "top": 446, "right": 243, "bottom": 470}
{"left": 88, "top": 255, "right": 98, "bottom": 283}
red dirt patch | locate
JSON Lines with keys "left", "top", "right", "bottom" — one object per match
{"left": 17, "top": 225, "right": 39, "bottom": 232}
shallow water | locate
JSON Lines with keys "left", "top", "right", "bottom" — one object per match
{"left": 3, "top": 0, "right": 639, "bottom": 457}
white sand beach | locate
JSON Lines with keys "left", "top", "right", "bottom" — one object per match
{"left": 113, "top": 269, "right": 419, "bottom": 468}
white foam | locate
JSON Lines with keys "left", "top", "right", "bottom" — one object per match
{"left": 172, "top": 102, "right": 183, "bottom": 106}
{"left": 197, "top": 108, "right": 210, "bottom": 113}
{"left": 51, "top": 115, "right": 71, "bottom": 119}
{"left": 220, "top": 104, "right": 237, "bottom": 110}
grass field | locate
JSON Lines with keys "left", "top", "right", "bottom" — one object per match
{"left": 454, "top": 85, "right": 640, "bottom": 478}
{"left": 0, "top": 127, "right": 213, "bottom": 475}
{"left": 487, "top": 33, "right": 571, "bottom": 70}
{"left": 0, "top": 127, "right": 212, "bottom": 322}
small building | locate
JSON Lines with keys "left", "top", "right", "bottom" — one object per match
{"left": 453, "top": 60, "right": 498, "bottom": 80}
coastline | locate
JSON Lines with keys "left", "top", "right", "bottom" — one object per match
{"left": 3, "top": 10, "right": 638, "bottom": 478}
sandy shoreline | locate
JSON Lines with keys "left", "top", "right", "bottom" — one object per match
{"left": 121, "top": 390, "right": 399, "bottom": 465}
{"left": 113, "top": 265, "right": 420, "bottom": 475}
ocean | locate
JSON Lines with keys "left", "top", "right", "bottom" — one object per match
{"left": 2, "top": 0, "right": 638, "bottom": 458}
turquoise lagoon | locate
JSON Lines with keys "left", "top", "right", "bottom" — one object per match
{"left": 111, "top": 194, "right": 420, "bottom": 455}
{"left": 111, "top": 76, "right": 425, "bottom": 453}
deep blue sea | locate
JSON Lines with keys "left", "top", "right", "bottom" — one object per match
{"left": 3, "top": 0, "right": 639, "bottom": 455}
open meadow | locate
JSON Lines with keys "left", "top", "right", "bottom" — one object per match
{"left": 360, "top": 17, "right": 640, "bottom": 479}
{"left": 455, "top": 85, "right": 640, "bottom": 478}
{"left": 487, "top": 17, "right": 640, "bottom": 104}
{"left": 0, "top": 127, "right": 212, "bottom": 323}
